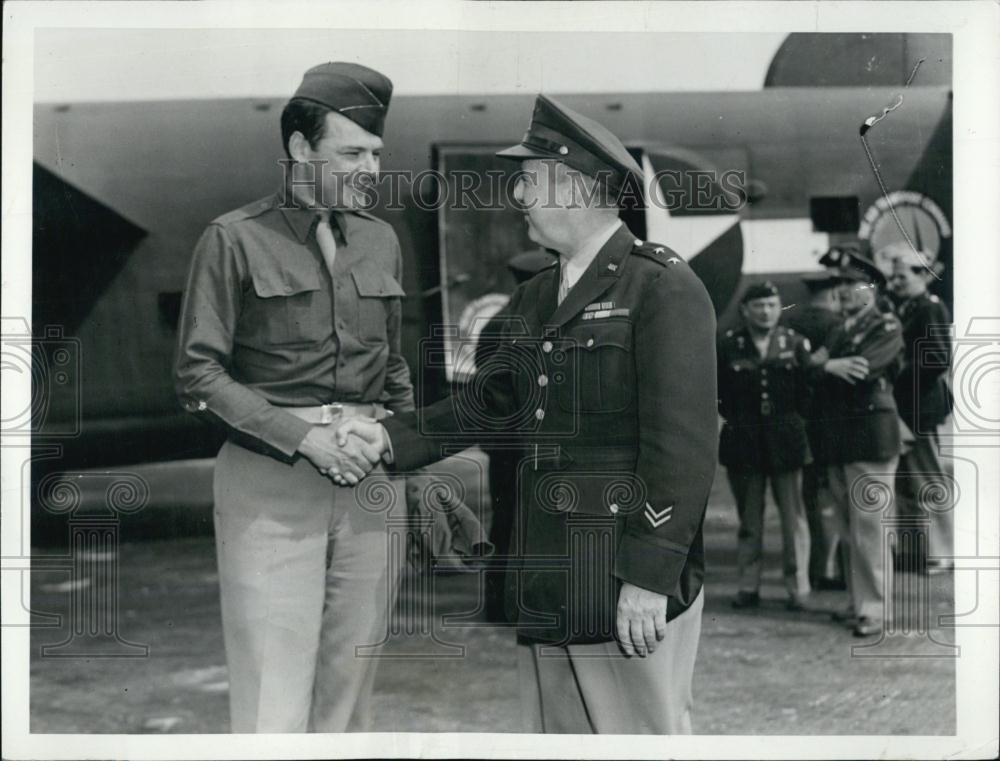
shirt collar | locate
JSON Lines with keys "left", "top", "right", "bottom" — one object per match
{"left": 276, "top": 184, "right": 350, "bottom": 245}
{"left": 560, "top": 218, "right": 623, "bottom": 288}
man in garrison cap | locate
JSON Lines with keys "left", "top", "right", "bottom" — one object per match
{"left": 717, "top": 281, "right": 813, "bottom": 612}
{"left": 782, "top": 268, "right": 850, "bottom": 590}
{"left": 174, "top": 62, "right": 415, "bottom": 732}
{"left": 809, "top": 251, "right": 904, "bottom": 638}
{"left": 337, "top": 94, "right": 718, "bottom": 733}
{"left": 885, "top": 243, "right": 955, "bottom": 573}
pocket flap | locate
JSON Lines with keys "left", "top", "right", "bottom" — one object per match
{"left": 250, "top": 260, "right": 322, "bottom": 298}
{"left": 565, "top": 320, "right": 632, "bottom": 351}
{"left": 351, "top": 266, "right": 406, "bottom": 298}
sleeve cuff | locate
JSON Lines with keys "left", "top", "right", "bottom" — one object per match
{"left": 613, "top": 531, "right": 690, "bottom": 596}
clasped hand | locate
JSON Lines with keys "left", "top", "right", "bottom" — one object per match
{"left": 298, "top": 418, "right": 389, "bottom": 486}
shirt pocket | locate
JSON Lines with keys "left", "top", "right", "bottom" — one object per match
{"left": 351, "top": 265, "right": 406, "bottom": 344}
{"left": 246, "top": 260, "right": 327, "bottom": 347}
{"left": 557, "top": 319, "right": 634, "bottom": 413}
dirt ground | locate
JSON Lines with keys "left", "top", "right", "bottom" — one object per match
{"left": 28, "top": 468, "right": 956, "bottom": 735}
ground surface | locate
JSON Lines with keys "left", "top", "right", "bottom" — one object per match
{"left": 28, "top": 467, "right": 956, "bottom": 735}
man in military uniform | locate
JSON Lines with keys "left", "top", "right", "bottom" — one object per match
{"left": 782, "top": 269, "right": 848, "bottom": 589}
{"left": 810, "top": 252, "right": 904, "bottom": 637}
{"left": 886, "top": 244, "right": 954, "bottom": 573}
{"left": 338, "top": 94, "right": 718, "bottom": 734}
{"left": 718, "top": 282, "right": 813, "bottom": 610}
{"left": 174, "top": 62, "right": 413, "bottom": 732}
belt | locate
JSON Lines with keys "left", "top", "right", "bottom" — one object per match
{"left": 281, "top": 402, "right": 391, "bottom": 425}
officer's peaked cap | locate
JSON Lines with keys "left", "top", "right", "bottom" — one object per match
{"left": 291, "top": 62, "right": 393, "bottom": 137}
{"left": 497, "top": 94, "right": 644, "bottom": 197}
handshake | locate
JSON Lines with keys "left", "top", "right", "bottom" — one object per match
{"left": 297, "top": 418, "right": 391, "bottom": 486}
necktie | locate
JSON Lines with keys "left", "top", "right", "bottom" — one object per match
{"left": 557, "top": 266, "right": 570, "bottom": 306}
{"left": 315, "top": 209, "right": 338, "bottom": 276}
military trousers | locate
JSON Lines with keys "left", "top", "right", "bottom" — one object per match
{"left": 802, "top": 462, "right": 846, "bottom": 584}
{"left": 212, "top": 440, "right": 405, "bottom": 733}
{"left": 827, "top": 457, "right": 899, "bottom": 622}
{"left": 895, "top": 424, "right": 954, "bottom": 565}
{"left": 516, "top": 589, "right": 704, "bottom": 734}
{"left": 727, "top": 468, "right": 811, "bottom": 598}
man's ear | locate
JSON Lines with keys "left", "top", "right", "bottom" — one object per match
{"left": 288, "top": 131, "right": 309, "bottom": 162}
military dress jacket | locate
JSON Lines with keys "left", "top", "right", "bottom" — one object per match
{"left": 810, "top": 305, "right": 904, "bottom": 465}
{"left": 717, "top": 325, "right": 812, "bottom": 473}
{"left": 383, "top": 224, "right": 718, "bottom": 645}
{"left": 893, "top": 292, "right": 953, "bottom": 431}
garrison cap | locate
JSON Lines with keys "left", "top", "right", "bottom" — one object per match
{"left": 497, "top": 94, "right": 644, "bottom": 198}
{"left": 291, "top": 62, "right": 393, "bottom": 137}
{"left": 741, "top": 280, "right": 780, "bottom": 304}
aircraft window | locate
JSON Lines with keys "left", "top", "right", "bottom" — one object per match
{"left": 809, "top": 196, "right": 860, "bottom": 233}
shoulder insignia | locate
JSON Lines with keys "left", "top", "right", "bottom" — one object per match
{"left": 803, "top": 337, "right": 811, "bottom": 352}
{"left": 884, "top": 319, "right": 897, "bottom": 331}
{"left": 632, "top": 241, "right": 682, "bottom": 267}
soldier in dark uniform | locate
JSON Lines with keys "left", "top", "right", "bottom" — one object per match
{"left": 886, "top": 245, "right": 954, "bottom": 573}
{"left": 174, "top": 63, "right": 412, "bottom": 732}
{"left": 810, "top": 252, "right": 904, "bottom": 637}
{"left": 718, "top": 282, "right": 813, "bottom": 610}
{"left": 782, "top": 270, "right": 848, "bottom": 590}
{"left": 338, "top": 94, "right": 718, "bottom": 734}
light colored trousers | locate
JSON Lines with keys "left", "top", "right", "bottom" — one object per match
{"left": 517, "top": 589, "right": 704, "bottom": 734}
{"left": 727, "top": 469, "right": 811, "bottom": 598}
{"left": 213, "top": 440, "right": 405, "bottom": 733}
{"left": 827, "top": 457, "right": 899, "bottom": 622}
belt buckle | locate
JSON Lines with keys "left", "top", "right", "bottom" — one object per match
{"left": 319, "top": 403, "right": 344, "bottom": 425}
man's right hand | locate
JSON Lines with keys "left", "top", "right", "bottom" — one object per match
{"left": 824, "top": 356, "right": 870, "bottom": 384}
{"left": 298, "top": 425, "right": 382, "bottom": 485}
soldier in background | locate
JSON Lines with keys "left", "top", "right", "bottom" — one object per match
{"left": 782, "top": 270, "right": 849, "bottom": 590}
{"left": 810, "top": 252, "right": 904, "bottom": 638}
{"left": 885, "top": 244, "right": 955, "bottom": 573}
{"left": 718, "top": 282, "right": 813, "bottom": 611}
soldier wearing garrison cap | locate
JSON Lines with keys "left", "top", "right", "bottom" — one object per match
{"left": 811, "top": 250, "right": 905, "bottom": 638}
{"left": 338, "top": 93, "right": 718, "bottom": 734}
{"left": 718, "top": 281, "right": 813, "bottom": 611}
{"left": 174, "top": 62, "right": 414, "bottom": 732}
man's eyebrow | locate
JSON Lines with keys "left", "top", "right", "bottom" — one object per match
{"left": 339, "top": 143, "right": 383, "bottom": 151}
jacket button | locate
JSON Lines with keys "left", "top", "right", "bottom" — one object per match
{"left": 586, "top": 338, "right": 595, "bottom": 348}
{"left": 761, "top": 379, "right": 768, "bottom": 387}
{"left": 609, "top": 502, "right": 619, "bottom": 514}
{"left": 538, "top": 374, "right": 548, "bottom": 387}
{"left": 542, "top": 341, "right": 553, "bottom": 353}
{"left": 761, "top": 392, "right": 769, "bottom": 399}
{"left": 535, "top": 408, "right": 545, "bottom": 421}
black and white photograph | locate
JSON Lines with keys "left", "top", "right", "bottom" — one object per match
{"left": 2, "top": 2, "right": 998, "bottom": 759}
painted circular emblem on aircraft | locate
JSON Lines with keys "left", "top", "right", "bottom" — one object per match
{"left": 454, "top": 292, "right": 511, "bottom": 380}
{"left": 858, "top": 190, "right": 952, "bottom": 276}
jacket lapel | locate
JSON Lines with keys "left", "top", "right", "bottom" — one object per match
{"left": 546, "top": 224, "right": 633, "bottom": 328}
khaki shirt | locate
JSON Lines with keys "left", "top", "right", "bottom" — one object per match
{"left": 174, "top": 192, "right": 414, "bottom": 458}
